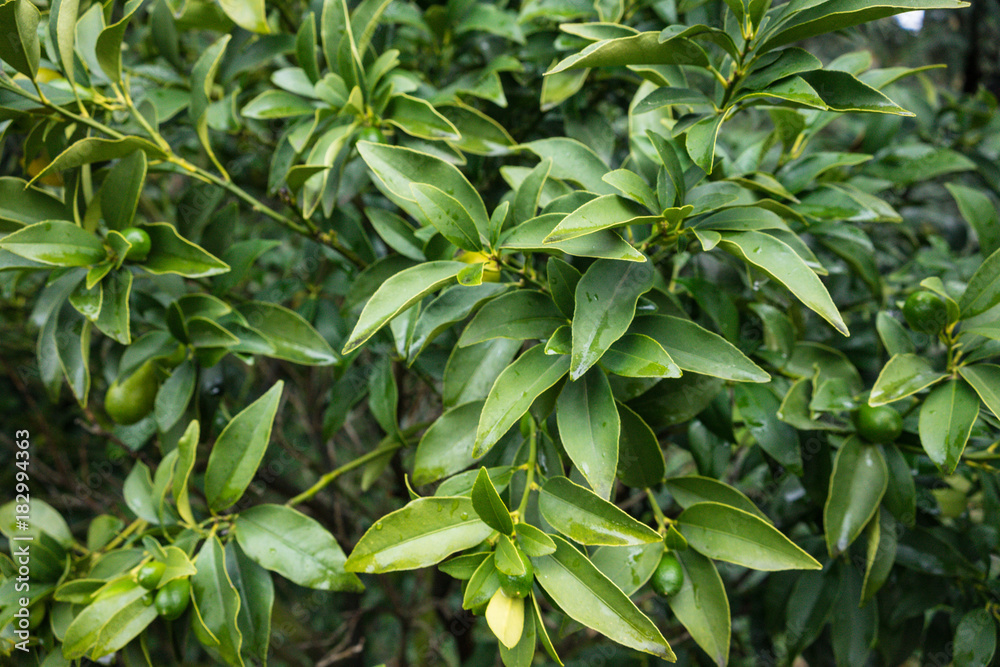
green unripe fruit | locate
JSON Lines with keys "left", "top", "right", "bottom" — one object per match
{"left": 651, "top": 552, "right": 684, "bottom": 598}
{"left": 357, "top": 127, "right": 387, "bottom": 145}
{"left": 154, "top": 577, "right": 191, "bottom": 620}
{"left": 137, "top": 561, "right": 166, "bottom": 590}
{"left": 121, "top": 227, "right": 152, "bottom": 262}
{"left": 105, "top": 360, "right": 160, "bottom": 425}
{"left": 143, "top": 591, "right": 155, "bottom": 606}
{"left": 855, "top": 404, "right": 903, "bottom": 444}
{"left": 497, "top": 557, "right": 534, "bottom": 598}
{"left": 903, "top": 291, "right": 948, "bottom": 335}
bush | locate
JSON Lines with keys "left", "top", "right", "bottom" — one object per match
{"left": 2, "top": 0, "right": 1000, "bottom": 664}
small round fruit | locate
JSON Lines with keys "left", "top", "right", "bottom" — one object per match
{"left": 154, "top": 578, "right": 191, "bottom": 621}
{"left": 357, "top": 127, "right": 387, "bottom": 144}
{"left": 650, "top": 552, "right": 684, "bottom": 598}
{"left": 903, "top": 291, "right": 948, "bottom": 335}
{"left": 137, "top": 561, "right": 166, "bottom": 590}
{"left": 104, "top": 360, "right": 160, "bottom": 425}
{"left": 121, "top": 227, "right": 152, "bottom": 262}
{"left": 498, "top": 558, "right": 534, "bottom": 599}
{"left": 855, "top": 404, "right": 903, "bottom": 444}
{"left": 458, "top": 251, "right": 501, "bottom": 282}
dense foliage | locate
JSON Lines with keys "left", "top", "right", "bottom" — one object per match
{"left": 2, "top": 0, "right": 1000, "bottom": 665}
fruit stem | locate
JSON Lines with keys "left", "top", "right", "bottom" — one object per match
{"left": 646, "top": 489, "right": 670, "bottom": 533}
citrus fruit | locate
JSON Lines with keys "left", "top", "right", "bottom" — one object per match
{"left": 121, "top": 227, "right": 152, "bottom": 262}
{"left": 855, "top": 404, "right": 903, "bottom": 444}
{"left": 650, "top": 551, "right": 684, "bottom": 597}
{"left": 105, "top": 360, "right": 160, "bottom": 425}
{"left": 137, "top": 561, "right": 166, "bottom": 590}
{"left": 154, "top": 577, "right": 191, "bottom": 620}
{"left": 357, "top": 127, "right": 387, "bottom": 144}
{"left": 903, "top": 291, "right": 948, "bottom": 335}
{"left": 497, "top": 557, "right": 534, "bottom": 598}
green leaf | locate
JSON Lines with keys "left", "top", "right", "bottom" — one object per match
{"left": 27, "top": 137, "right": 167, "bottom": 186}
{"left": 204, "top": 381, "right": 284, "bottom": 511}
{"left": 870, "top": 353, "right": 947, "bottom": 405}
{"left": 464, "top": 554, "right": 501, "bottom": 609}
{"left": 99, "top": 151, "right": 147, "bottom": 232}
{"left": 495, "top": 534, "right": 529, "bottom": 577}
{"left": 547, "top": 32, "right": 708, "bottom": 74}
{"left": 237, "top": 302, "right": 337, "bottom": 365}
{"left": 95, "top": 0, "right": 142, "bottom": 83}
{"left": 475, "top": 344, "right": 570, "bottom": 457}
{"left": 190, "top": 35, "right": 231, "bottom": 174}
{"left": 94, "top": 269, "right": 131, "bottom": 345}
{"left": 531, "top": 535, "right": 675, "bottom": 660}
{"left": 734, "top": 383, "right": 802, "bottom": 473}
{"left": 406, "top": 284, "right": 509, "bottom": 362}
{"left": 471, "top": 467, "right": 514, "bottom": 535}
{"left": 760, "top": 0, "right": 969, "bottom": 53}
{"left": 589, "top": 542, "right": 663, "bottom": 595}
{"left": 959, "top": 364, "right": 1000, "bottom": 420}
{"left": 665, "top": 475, "right": 770, "bottom": 522}
{"left": 960, "top": 246, "right": 1000, "bottom": 317}
{"left": 0, "top": 0, "right": 41, "bottom": 78}
{"left": 798, "top": 70, "right": 913, "bottom": 115}
{"left": 218, "top": 0, "right": 269, "bottom": 33}
{"left": 677, "top": 502, "right": 821, "bottom": 570}
{"left": 632, "top": 315, "right": 769, "bottom": 382}
{"left": 519, "top": 138, "right": 614, "bottom": 195}
{"left": 544, "top": 195, "right": 660, "bottom": 243}
{"left": 824, "top": 437, "right": 888, "bottom": 556}
{"left": 918, "top": 379, "right": 980, "bottom": 474}
{"left": 953, "top": 608, "right": 997, "bottom": 667}
{"left": 501, "top": 212, "right": 645, "bottom": 262}
{"left": 616, "top": 402, "right": 665, "bottom": 488}
{"left": 685, "top": 112, "right": 729, "bottom": 173}
{"left": 62, "top": 580, "right": 157, "bottom": 660}
{"left": 224, "top": 541, "right": 273, "bottom": 665}
{"left": 343, "top": 261, "right": 466, "bottom": 353}
{"left": 358, "top": 142, "right": 489, "bottom": 241}
{"left": 666, "top": 549, "right": 731, "bottom": 667}
{"left": 0, "top": 177, "right": 66, "bottom": 227}
{"left": 139, "top": 222, "right": 230, "bottom": 278}
{"left": 190, "top": 536, "right": 244, "bottom": 667}
{"left": 154, "top": 360, "right": 195, "bottom": 432}
{"left": 860, "top": 508, "right": 897, "bottom": 605}
{"left": 539, "top": 476, "right": 660, "bottom": 546}
{"left": 946, "top": 183, "right": 1000, "bottom": 257}
{"left": 385, "top": 93, "right": 461, "bottom": 141}
{"left": 634, "top": 86, "right": 715, "bottom": 114}
{"left": 556, "top": 369, "right": 620, "bottom": 499}
{"left": 600, "top": 334, "right": 681, "bottom": 378}
{"left": 719, "top": 230, "right": 848, "bottom": 335}
{"left": 0, "top": 221, "right": 105, "bottom": 266}
{"left": 459, "top": 290, "right": 565, "bottom": 347}
{"left": 515, "top": 524, "right": 557, "bottom": 557}
{"left": 344, "top": 497, "right": 494, "bottom": 573}
{"left": 413, "top": 400, "right": 484, "bottom": 485}
{"left": 241, "top": 90, "right": 314, "bottom": 119}
{"left": 444, "top": 338, "right": 520, "bottom": 408}
{"left": 571, "top": 259, "right": 655, "bottom": 380}
{"left": 234, "top": 504, "right": 362, "bottom": 591}
{"left": 411, "top": 183, "right": 482, "bottom": 252}
{"left": 48, "top": 0, "right": 79, "bottom": 85}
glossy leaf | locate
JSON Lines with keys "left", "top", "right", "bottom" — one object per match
{"left": 735, "top": 383, "right": 802, "bottom": 473}
{"left": 234, "top": 504, "right": 363, "bottom": 591}
{"left": 225, "top": 541, "right": 274, "bottom": 665}
{"left": 238, "top": 302, "right": 337, "bottom": 365}
{"left": 959, "top": 246, "right": 1000, "bottom": 317}
{"left": 824, "top": 437, "right": 888, "bottom": 556}
{"left": 959, "top": 364, "right": 1000, "bottom": 420}
{"left": 413, "top": 400, "right": 484, "bottom": 485}
{"left": 190, "top": 536, "right": 244, "bottom": 667}
{"left": 547, "top": 32, "right": 708, "bottom": 73}
{"left": 667, "top": 549, "right": 731, "bottom": 667}
{"left": 589, "top": 542, "right": 663, "bottom": 595}
{"left": 62, "top": 580, "right": 157, "bottom": 660}
{"left": 544, "top": 195, "right": 660, "bottom": 243}
{"left": 946, "top": 183, "right": 1000, "bottom": 257}
{"left": 632, "top": 315, "right": 769, "bottom": 382}
{"left": 0, "top": 221, "right": 105, "bottom": 266}
{"left": 531, "top": 535, "right": 675, "bottom": 659}
{"left": 869, "top": 353, "right": 947, "bottom": 405}
{"left": 218, "top": 0, "right": 269, "bottom": 33}
{"left": 616, "top": 402, "right": 666, "bottom": 488}
{"left": 140, "top": 223, "right": 230, "bottom": 278}
{"left": 459, "top": 290, "right": 566, "bottom": 347}
{"left": 344, "top": 497, "right": 494, "bottom": 573}
{"left": 28, "top": 137, "right": 166, "bottom": 186}
{"left": 665, "top": 475, "right": 770, "bottom": 522}
{"left": 471, "top": 467, "right": 514, "bottom": 535}
{"left": 0, "top": 177, "right": 67, "bottom": 227}
{"left": 0, "top": 0, "right": 41, "bottom": 78}
{"left": 556, "top": 369, "right": 620, "bottom": 499}
{"left": 474, "top": 344, "right": 570, "bottom": 457}
{"left": 918, "top": 379, "right": 980, "bottom": 474}
{"left": 204, "top": 381, "right": 284, "bottom": 511}
{"left": 677, "top": 502, "right": 821, "bottom": 570}
{"left": 600, "top": 334, "right": 681, "bottom": 378}
{"left": 343, "top": 261, "right": 465, "bottom": 353}
{"left": 571, "top": 259, "right": 655, "bottom": 380}
{"left": 539, "top": 476, "right": 660, "bottom": 546}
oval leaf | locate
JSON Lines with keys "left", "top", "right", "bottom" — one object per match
{"left": 539, "top": 476, "right": 660, "bottom": 546}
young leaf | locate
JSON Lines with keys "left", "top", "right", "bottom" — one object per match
{"left": 677, "top": 502, "right": 821, "bottom": 570}
{"left": 344, "top": 497, "right": 494, "bottom": 573}
{"left": 204, "top": 382, "right": 284, "bottom": 511}
{"left": 824, "top": 437, "right": 888, "bottom": 557}
{"left": 234, "top": 504, "right": 363, "bottom": 591}
{"left": 487, "top": 590, "right": 525, "bottom": 649}
{"left": 531, "top": 535, "right": 676, "bottom": 660}
{"left": 218, "top": 0, "right": 269, "bottom": 33}
{"left": 539, "top": 476, "right": 660, "bottom": 546}
{"left": 471, "top": 467, "right": 514, "bottom": 535}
